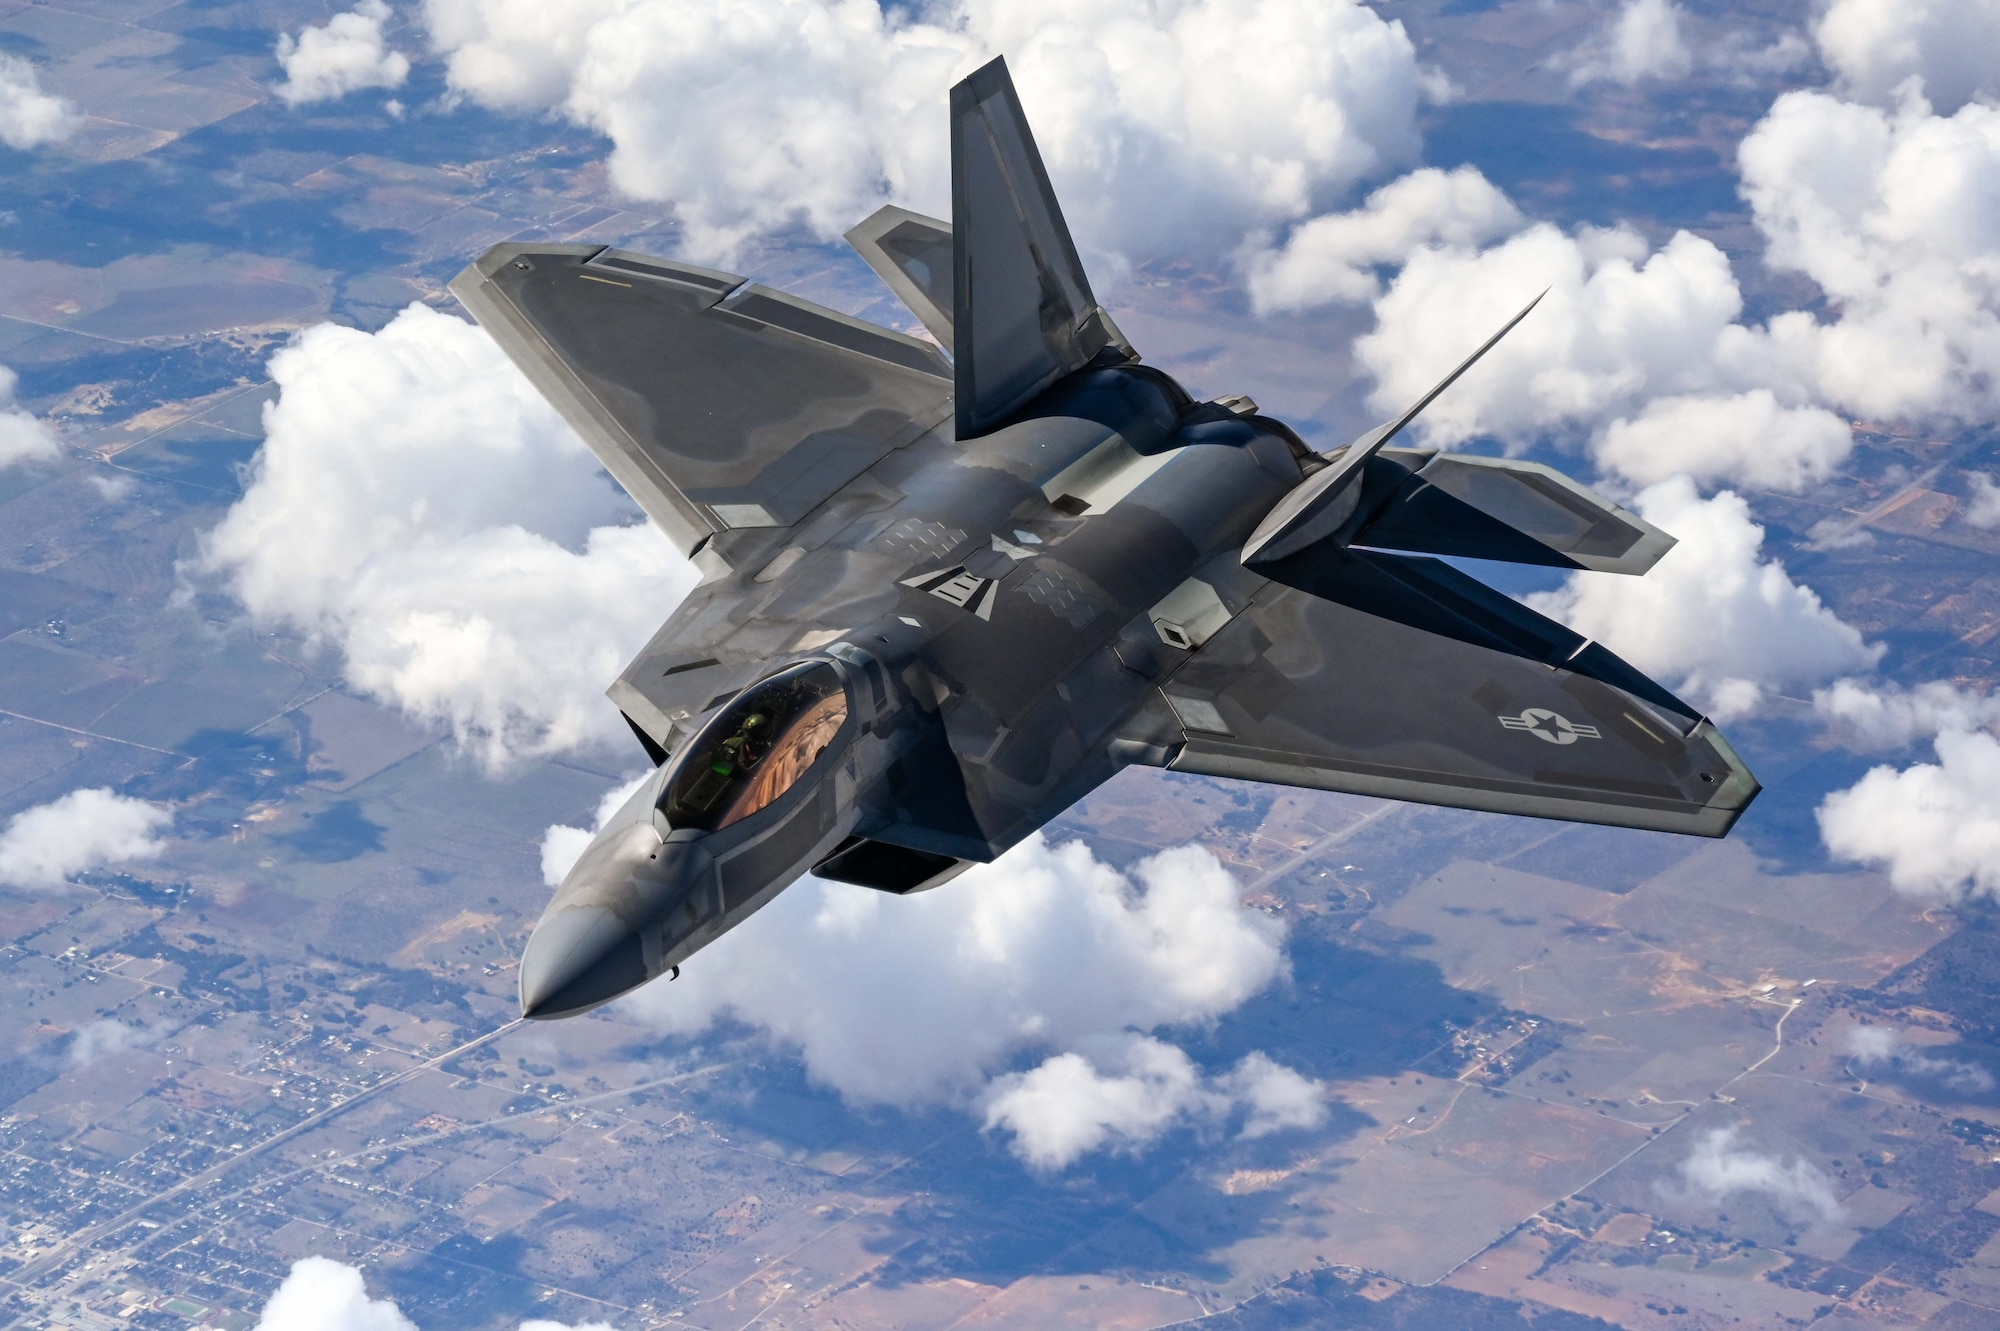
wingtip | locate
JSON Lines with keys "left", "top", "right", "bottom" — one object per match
{"left": 954, "top": 54, "right": 1011, "bottom": 100}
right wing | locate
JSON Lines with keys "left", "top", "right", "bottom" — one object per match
{"left": 1149, "top": 546, "right": 1758, "bottom": 836}
{"left": 950, "top": 57, "right": 1133, "bottom": 437}
{"left": 451, "top": 244, "right": 953, "bottom": 554}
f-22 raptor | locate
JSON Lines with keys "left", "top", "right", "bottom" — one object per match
{"left": 451, "top": 57, "right": 1760, "bottom": 1020}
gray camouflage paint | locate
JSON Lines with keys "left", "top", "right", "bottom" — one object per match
{"left": 448, "top": 56, "right": 1758, "bottom": 1019}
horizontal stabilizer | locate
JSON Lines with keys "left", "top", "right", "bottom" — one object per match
{"left": 1350, "top": 452, "right": 1675, "bottom": 574}
{"left": 846, "top": 205, "right": 955, "bottom": 348}
{"left": 952, "top": 56, "right": 1131, "bottom": 436}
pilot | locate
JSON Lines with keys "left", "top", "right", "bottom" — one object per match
{"left": 717, "top": 710, "right": 771, "bottom": 770}
{"left": 677, "top": 710, "right": 772, "bottom": 813}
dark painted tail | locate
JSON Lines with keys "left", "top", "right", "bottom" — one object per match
{"left": 950, "top": 56, "right": 1133, "bottom": 437}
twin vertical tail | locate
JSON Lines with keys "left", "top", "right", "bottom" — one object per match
{"left": 850, "top": 61, "right": 1645, "bottom": 586}
{"left": 849, "top": 56, "right": 1133, "bottom": 439}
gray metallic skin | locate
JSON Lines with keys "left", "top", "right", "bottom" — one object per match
{"left": 453, "top": 57, "right": 1760, "bottom": 1020}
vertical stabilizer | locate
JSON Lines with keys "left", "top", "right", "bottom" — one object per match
{"left": 951, "top": 56, "right": 1129, "bottom": 437}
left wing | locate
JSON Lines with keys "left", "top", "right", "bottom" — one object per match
{"left": 1142, "top": 548, "right": 1758, "bottom": 836}
{"left": 451, "top": 244, "right": 953, "bottom": 553}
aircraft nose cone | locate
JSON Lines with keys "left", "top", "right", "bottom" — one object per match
{"left": 518, "top": 904, "right": 648, "bottom": 1020}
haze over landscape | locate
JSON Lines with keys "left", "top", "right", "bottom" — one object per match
{"left": 1, "top": 0, "right": 2000, "bottom": 1327}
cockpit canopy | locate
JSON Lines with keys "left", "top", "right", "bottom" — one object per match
{"left": 659, "top": 661, "right": 849, "bottom": 833}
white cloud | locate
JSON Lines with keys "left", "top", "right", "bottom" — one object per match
{"left": 1268, "top": 77, "right": 1998, "bottom": 489}
{"left": 980, "top": 1040, "right": 1327, "bottom": 1171}
{"left": 421, "top": 0, "right": 1434, "bottom": 264}
{"left": 1348, "top": 222, "right": 1846, "bottom": 494}
{"left": 1564, "top": 0, "right": 1694, "bottom": 88}
{"left": 982, "top": 1037, "right": 1191, "bottom": 1170}
{"left": 1711, "top": 30, "right": 1814, "bottom": 83}
{"left": 1819, "top": 728, "right": 2000, "bottom": 901}
{"left": 611, "top": 829, "right": 1321, "bottom": 1166}
{"left": 0, "top": 365, "right": 62, "bottom": 469}
{"left": 195, "top": 304, "right": 696, "bottom": 769}
{"left": 1739, "top": 89, "right": 2000, "bottom": 425}
{"left": 0, "top": 788, "right": 173, "bottom": 891}
{"left": 0, "top": 54, "right": 81, "bottom": 150}
{"left": 1528, "top": 478, "right": 1881, "bottom": 720}
{"left": 66, "top": 1019, "right": 157, "bottom": 1068}
{"left": 1355, "top": 223, "right": 1742, "bottom": 447}
{"left": 1967, "top": 473, "right": 2000, "bottom": 527}
{"left": 1594, "top": 390, "right": 1854, "bottom": 492}
{"left": 274, "top": 0, "right": 412, "bottom": 106}
{"left": 1221, "top": 1048, "right": 1329, "bottom": 1138}
{"left": 1244, "top": 166, "right": 1520, "bottom": 312}
{"left": 254, "top": 1259, "right": 415, "bottom": 1331}
{"left": 1671, "top": 1126, "right": 1844, "bottom": 1225}
{"left": 1813, "top": 677, "right": 2000, "bottom": 749}
{"left": 540, "top": 770, "right": 650, "bottom": 886}
{"left": 252, "top": 1259, "right": 617, "bottom": 1331}
{"left": 983, "top": 1037, "right": 1211, "bottom": 1170}
{"left": 625, "top": 834, "right": 1284, "bottom": 1101}
{"left": 1845, "top": 1023, "right": 1994, "bottom": 1092}
{"left": 1815, "top": 0, "right": 2000, "bottom": 112}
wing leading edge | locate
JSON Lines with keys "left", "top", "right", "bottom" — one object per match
{"left": 451, "top": 244, "right": 953, "bottom": 555}
{"left": 1144, "top": 548, "right": 1758, "bottom": 837}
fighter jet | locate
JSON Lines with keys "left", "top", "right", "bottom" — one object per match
{"left": 451, "top": 56, "right": 1759, "bottom": 1020}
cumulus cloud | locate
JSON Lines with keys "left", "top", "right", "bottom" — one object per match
{"left": 547, "top": 782, "right": 1321, "bottom": 1166}
{"left": 421, "top": 0, "right": 1434, "bottom": 263}
{"left": 540, "top": 770, "right": 650, "bottom": 886}
{"left": 1564, "top": 0, "right": 1694, "bottom": 88}
{"left": 0, "top": 54, "right": 81, "bottom": 150}
{"left": 1354, "top": 225, "right": 1749, "bottom": 447}
{"left": 1671, "top": 1126, "right": 1844, "bottom": 1225}
{"left": 1739, "top": 89, "right": 2000, "bottom": 425}
{"left": 1813, "top": 677, "right": 2000, "bottom": 749}
{"left": 1259, "top": 71, "right": 1999, "bottom": 489}
{"left": 252, "top": 1259, "right": 617, "bottom": 1331}
{"left": 1528, "top": 478, "right": 1881, "bottom": 720}
{"left": 1966, "top": 473, "right": 2000, "bottom": 528}
{"left": 1819, "top": 728, "right": 2000, "bottom": 901}
{"left": 66, "top": 1019, "right": 158, "bottom": 1069}
{"left": 1346, "top": 222, "right": 1856, "bottom": 491}
{"left": 1593, "top": 390, "right": 1854, "bottom": 492}
{"left": 1332, "top": 80, "right": 2000, "bottom": 456}
{"left": 625, "top": 835, "right": 1285, "bottom": 1101}
{"left": 254, "top": 1259, "right": 415, "bottom": 1331}
{"left": 1222, "top": 1049, "right": 1329, "bottom": 1138}
{"left": 0, "top": 365, "right": 63, "bottom": 469}
{"left": 0, "top": 788, "right": 174, "bottom": 891}
{"left": 1815, "top": 0, "right": 2000, "bottom": 112}
{"left": 610, "top": 829, "right": 1321, "bottom": 1166}
{"left": 1846, "top": 1024, "right": 1994, "bottom": 1092}
{"left": 274, "top": 0, "right": 412, "bottom": 106}
{"left": 195, "top": 305, "right": 696, "bottom": 769}
{"left": 1244, "top": 166, "right": 1520, "bottom": 312}
{"left": 981, "top": 1041, "right": 1327, "bottom": 1171}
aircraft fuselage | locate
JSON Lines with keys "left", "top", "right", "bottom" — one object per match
{"left": 519, "top": 362, "right": 1311, "bottom": 1017}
